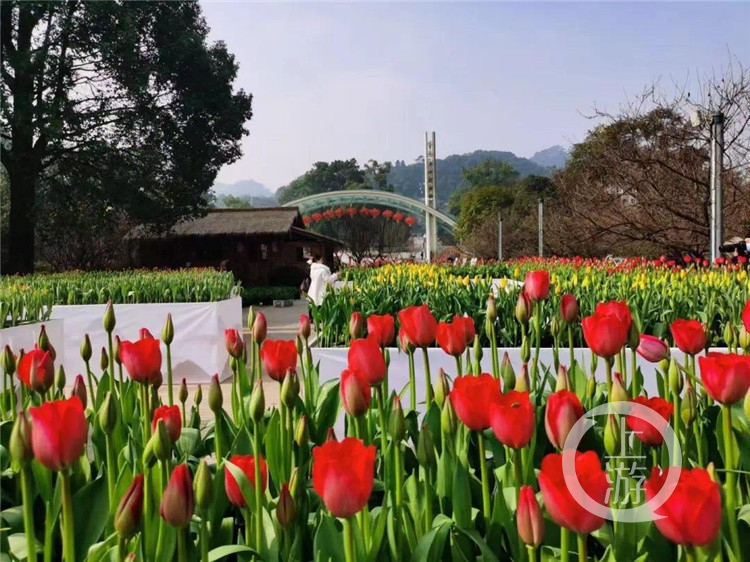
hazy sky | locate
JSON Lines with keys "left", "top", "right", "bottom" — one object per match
{"left": 200, "top": 1, "right": 750, "bottom": 191}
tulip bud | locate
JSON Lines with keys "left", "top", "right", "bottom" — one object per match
{"left": 38, "top": 324, "right": 51, "bottom": 353}
{"left": 160, "top": 464, "right": 194, "bottom": 528}
{"left": 276, "top": 482, "right": 297, "bottom": 527}
{"left": 515, "top": 292, "right": 531, "bottom": 324}
{"left": 325, "top": 427, "right": 337, "bottom": 443}
{"left": 441, "top": 398, "right": 458, "bottom": 435}
{"left": 29, "top": 353, "right": 54, "bottom": 394}
{"left": 560, "top": 295, "right": 579, "bottom": 324}
{"left": 113, "top": 336, "right": 122, "bottom": 366}
{"left": 252, "top": 312, "right": 267, "bottom": 344}
{"left": 486, "top": 294, "right": 497, "bottom": 322}
{"left": 162, "top": 313, "right": 174, "bottom": 345}
{"left": 550, "top": 316, "right": 562, "bottom": 340}
{"left": 521, "top": 337, "right": 531, "bottom": 364}
{"left": 682, "top": 381, "right": 697, "bottom": 427}
{"left": 349, "top": 312, "right": 364, "bottom": 340}
{"left": 739, "top": 325, "right": 750, "bottom": 352}
{"left": 194, "top": 384, "right": 203, "bottom": 406}
{"left": 114, "top": 474, "right": 145, "bottom": 538}
{"left": 586, "top": 375, "right": 597, "bottom": 401}
{"left": 340, "top": 369, "right": 370, "bottom": 417}
{"left": 193, "top": 459, "right": 214, "bottom": 513}
{"left": 208, "top": 374, "right": 223, "bottom": 413}
{"left": 71, "top": 374, "right": 87, "bottom": 409}
{"left": 289, "top": 467, "right": 301, "bottom": 500}
{"left": 1, "top": 345, "right": 16, "bottom": 375}
{"left": 590, "top": 353, "right": 599, "bottom": 375}
{"left": 724, "top": 322, "right": 737, "bottom": 349}
{"left": 657, "top": 358, "right": 669, "bottom": 375}
{"left": 103, "top": 300, "right": 116, "bottom": 333}
{"left": 473, "top": 336, "right": 483, "bottom": 369}
{"left": 249, "top": 380, "right": 266, "bottom": 423}
{"left": 610, "top": 373, "right": 628, "bottom": 403}
{"left": 294, "top": 415, "right": 309, "bottom": 447}
{"left": 295, "top": 335, "right": 303, "bottom": 356}
{"left": 299, "top": 315, "right": 311, "bottom": 341}
{"left": 668, "top": 358, "right": 683, "bottom": 395}
{"left": 389, "top": 396, "right": 406, "bottom": 441}
{"left": 10, "top": 411, "right": 33, "bottom": 469}
{"left": 247, "top": 306, "right": 256, "bottom": 332}
{"left": 56, "top": 365, "right": 67, "bottom": 394}
{"left": 434, "top": 368, "right": 450, "bottom": 408}
{"left": 517, "top": 485, "right": 544, "bottom": 548}
{"left": 152, "top": 419, "right": 172, "bottom": 462}
{"left": 604, "top": 414, "right": 621, "bottom": 457}
{"left": 500, "top": 352, "right": 516, "bottom": 390}
{"left": 281, "top": 369, "right": 299, "bottom": 408}
{"left": 151, "top": 372, "right": 163, "bottom": 391}
{"left": 100, "top": 347, "right": 109, "bottom": 372}
{"left": 179, "top": 378, "right": 188, "bottom": 405}
{"left": 627, "top": 321, "right": 640, "bottom": 351}
{"left": 98, "top": 391, "right": 118, "bottom": 435}
{"left": 515, "top": 364, "right": 530, "bottom": 393}
{"left": 416, "top": 423, "right": 436, "bottom": 468}
{"left": 707, "top": 462, "right": 718, "bottom": 483}
{"left": 555, "top": 364, "right": 570, "bottom": 392}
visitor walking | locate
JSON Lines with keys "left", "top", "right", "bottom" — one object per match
{"left": 305, "top": 254, "right": 339, "bottom": 320}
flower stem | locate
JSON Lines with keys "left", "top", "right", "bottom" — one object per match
{"left": 477, "top": 432, "right": 491, "bottom": 523}
{"left": 577, "top": 533, "right": 587, "bottom": 562}
{"left": 684, "top": 546, "right": 696, "bottom": 562}
{"left": 105, "top": 434, "right": 117, "bottom": 521}
{"left": 722, "top": 405, "right": 741, "bottom": 557}
{"left": 177, "top": 527, "right": 187, "bottom": 562}
{"left": 651, "top": 447, "right": 659, "bottom": 469}
{"left": 514, "top": 447, "right": 524, "bottom": 493}
{"left": 531, "top": 303, "right": 542, "bottom": 391}
{"left": 407, "top": 351, "right": 416, "bottom": 412}
{"left": 560, "top": 527, "right": 570, "bottom": 562}
{"left": 568, "top": 326, "right": 575, "bottom": 384}
{"left": 21, "top": 466, "right": 37, "bottom": 562}
{"left": 253, "top": 420, "right": 264, "bottom": 553}
{"left": 490, "top": 323, "right": 499, "bottom": 379}
{"left": 85, "top": 360, "right": 96, "bottom": 409}
{"left": 630, "top": 348, "right": 639, "bottom": 397}
{"left": 527, "top": 545, "right": 537, "bottom": 562}
{"left": 200, "top": 517, "right": 209, "bottom": 562}
{"left": 244, "top": 509, "right": 252, "bottom": 548}
{"left": 118, "top": 536, "right": 127, "bottom": 562}
{"left": 43, "top": 499, "right": 54, "bottom": 562}
{"left": 422, "top": 347, "right": 433, "bottom": 405}
{"left": 672, "top": 391, "right": 681, "bottom": 466}
{"left": 605, "top": 358, "right": 613, "bottom": 399}
{"left": 376, "top": 385, "right": 388, "bottom": 484}
{"left": 455, "top": 354, "right": 463, "bottom": 377}
{"left": 166, "top": 344, "right": 173, "bottom": 406}
{"left": 107, "top": 331, "right": 117, "bottom": 401}
{"left": 343, "top": 517, "right": 356, "bottom": 562}
{"left": 214, "top": 411, "right": 224, "bottom": 466}
{"left": 140, "top": 383, "right": 150, "bottom": 442}
{"left": 60, "top": 471, "right": 76, "bottom": 562}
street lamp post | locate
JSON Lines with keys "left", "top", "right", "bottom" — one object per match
{"left": 498, "top": 215, "right": 503, "bottom": 261}
{"left": 709, "top": 112, "right": 724, "bottom": 263}
{"left": 538, "top": 198, "right": 544, "bottom": 257}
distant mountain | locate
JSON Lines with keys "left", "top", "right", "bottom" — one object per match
{"left": 529, "top": 145, "right": 569, "bottom": 170}
{"left": 388, "top": 149, "right": 553, "bottom": 208}
{"left": 212, "top": 179, "right": 273, "bottom": 198}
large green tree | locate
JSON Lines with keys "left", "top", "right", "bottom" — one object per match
{"left": 277, "top": 159, "right": 367, "bottom": 204}
{"left": 1, "top": 1, "right": 253, "bottom": 273}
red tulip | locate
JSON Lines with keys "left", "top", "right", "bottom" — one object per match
{"left": 299, "top": 315, "right": 311, "bottom": 340}
{"left": 340, "top": 368, "right": 371, "bottom": 416}
{"left": 449, "top": 373, "right": 502, "bottom": 431}
{"left": 560, "top": 294, "right": 579, "bottom": 324}
{"left": 636, "top": 334, "right": 670, "bottom": 363}
{"left": 626, "top": 396, "right": 673, "bottom": 447}
{"left": 524, "top": 270, "right": 550, "bottom": 302}
{"left": 742, "top": 300, "right": 750, "bottom": 332}
{"left": 312, "top": 437, "right": 376, "bottom": 518}
{"left": 517, "top": 485, "right": 544, "bottom": 547}
{"left": 366, "top": 314, "right": 395, "bottom": 347}
{"left": 139, "top": 328, "right": 155, "bottom": 340}
{"left": 120, "top": 336, "right": 162, "bottom": 384}
{"left": 698, "top": 352, "right": 750, "bottom": 405}
{"left": 259, "top": 340, "right": 297, "bottom": 381}
{"left": 71, "top": 374, "right": 88, "bottom": 409}
{"left": 645, "top": 467, "right": 721, "bottom": 546}
{"left": 114, "top": 474, "right": 144, "bottom": 537}
{"left": 397, "top": 304, "right": 438, "bottom": 348}
{"left": 253, "top": 312, "right": 267, "bottom": 344}
{"left": 225, "top": 455, "right": 268, "bottom": 507}
{"left": 160, "top": 464, "right": 194, "bottom": 527}
{"left": 669, "top": 319, "right": 706, "bottom": 355}
{"left": 457, "top": 315, "right": 476, "bottom": 346}
{"left": 348, "top": 338, "right": 386, "bottom": 385}
{"left": 17, "top": 347, "right": 54, "bottom": 392}
{"left": 538, "top": 450, "right": 609, "bottom": 534}
{"left": 349, "top": 312, "right": 365, "bottom": 340}
{"left": 582, "top": 311, "right": 629, "bottom": 358}
{"left": 490, "top": 390, "right": 534, "bottom": 449}
{"left": 152, "top": 405, "right": 182, "bottom": 443}
{"left": 224, "top": 329, "right": 244, "bottom": 359}
{"left": 398, "top": 328, "right": 414, "bottom": 353}
{"left": 29, "top": 397, "right": 88, "bottom": 471}
{"left": 595, "top": 301, "right": 632, "bottom": 331}
{"left": 436, "top": 319, "right": 468, "bottom": 357}
{"left": 545, "top": 390, "right": 584, "bottom": 450}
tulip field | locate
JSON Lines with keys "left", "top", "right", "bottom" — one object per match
{"left": 2, "top": 266, "right": 750, "bottom": 562}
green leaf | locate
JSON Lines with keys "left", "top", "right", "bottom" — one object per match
{"left": 410, "top": 518, "right": 451, "bottom": 562}
{"left": 175, "top": 427, "right": 201, "bottom": 460}
{"left": 208, "top": 545, "right": 259, "bottom": 562}
{"left": 313, "top": 380, "right": 340, "bottom": 444}
{"left": 451, "top": 460, "right": 472, "bottom": 529}
{"left": 72, "top": 476, "right": 109, "bottom": 562}
{"left": 313, "top": 515, "right": 345, "bottom": 562}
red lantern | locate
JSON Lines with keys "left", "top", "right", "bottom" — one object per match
{"left": 404, "top": 216, "right": 417, "bottom": 227}
{"left": 323, "top": 210, "right": 334, "bottom": 220}
{"left": 303, "top": 216, "right": 312, "bottom": 225}
{"left": 393, "top": 212, "right": 404, "bottom": 222}
{"left": 359, "top": 207, "right": 369, "bottom": 216}
{"left": 382, "top": 209, "right": 394, "bottom": 219}
{"left": 346, "top": 207, "right": 357, "bottom": 217}
{"left": 334, "top": 208, "right": 344, "bottom": 217}
{"left": 370, "top": 208, "right": 381, "bottom": 218}
{"left": 312, "top": 212, "right": 323, "bottom": 222}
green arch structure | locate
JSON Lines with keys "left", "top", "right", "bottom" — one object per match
{"left": 283, "top": 190, "right": 457, "bottom": 232}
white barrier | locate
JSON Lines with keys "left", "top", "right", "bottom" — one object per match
{"left": 0, "top": 320, "right": 65, "bottom": 362}
{"left": 50, "top": 297, "right": 243, "bottom": 383}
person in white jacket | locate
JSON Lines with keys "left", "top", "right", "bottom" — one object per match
{"left": 306, "top": 254, "right": 338, "bottom": 317}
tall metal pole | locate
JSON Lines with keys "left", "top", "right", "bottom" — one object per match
{"left": 498, "top": 215, "right": 503, "bottom": 261}
{"left": 538, "top": 198, "right": 544, "bottom": 257}
{"left": 709, "top": 112, "right": 724, "bottom": 263}
{"left": 424, "top": 132, "right": 437, "bottom": 262}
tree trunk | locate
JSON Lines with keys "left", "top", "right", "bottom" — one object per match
{"left": 7, "top": 166, "right": 35, "bottom": 274}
